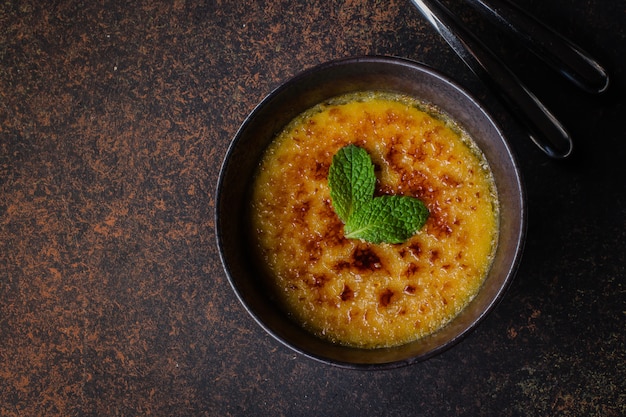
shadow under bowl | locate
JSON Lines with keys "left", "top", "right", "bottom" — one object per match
{"left": 215, "top": 56, "right": 526, "bottom": 369}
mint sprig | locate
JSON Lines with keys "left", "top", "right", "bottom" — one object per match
{"left": 328, "top": 145, "right": 375, "bottom": 221}
{"left": 328, "top": 144, "right": 429, "bottom": 244}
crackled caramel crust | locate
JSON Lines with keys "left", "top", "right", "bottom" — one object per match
{"left": 250, "top": 92, "right": 499, "bottom": 348}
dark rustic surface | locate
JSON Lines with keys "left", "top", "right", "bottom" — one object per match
{"left": 1, "top": 0, "right": 624, "bottom": 416}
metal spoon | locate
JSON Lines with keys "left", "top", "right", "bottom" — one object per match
{"left": 466, "top": 0, "right": 609, "bottom": 94}
{"left": 410, "top": 0, "right": 573, "bottom": 159}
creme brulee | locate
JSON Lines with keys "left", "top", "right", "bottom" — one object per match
{"left": 250, "top": 91, "right": 499, "bottom": 348}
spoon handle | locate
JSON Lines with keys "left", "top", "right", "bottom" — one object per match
{"left": 466, "top": 0, "right": 609, "bottom": 94}
{"left": 410, "top": 0, "right": 573, "bottom": 159}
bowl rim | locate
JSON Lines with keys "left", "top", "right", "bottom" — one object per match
{"left": 215, "top": 55, "right": 527, "bottom": 369}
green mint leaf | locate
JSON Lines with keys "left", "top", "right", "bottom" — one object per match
{"left": 344, "top": 196, "right": 429, "bottom": 244}
{"left": 328, "top": 144, "right": 375, "bottom": 223}
{"left": 328, "top": 145, "right": 429, "bottom": 244}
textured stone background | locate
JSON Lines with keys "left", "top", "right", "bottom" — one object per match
{"left": 1, "top": 0, "right": 624, "bottom": 416}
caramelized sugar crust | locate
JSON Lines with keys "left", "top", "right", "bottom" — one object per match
{"left": 250, "top": 92, "right": 499, "bottom": 348}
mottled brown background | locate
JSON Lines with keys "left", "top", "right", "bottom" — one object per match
{"left": 1, "top": 0, "right": 624, "bottom": 416}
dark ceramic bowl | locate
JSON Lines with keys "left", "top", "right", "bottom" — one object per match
{"left": 216, "top": 56, "right": 526, "bottom": 369}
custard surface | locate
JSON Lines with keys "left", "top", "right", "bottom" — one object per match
{"left": 250, "top": 92, "right": 499, "bottom": 348}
